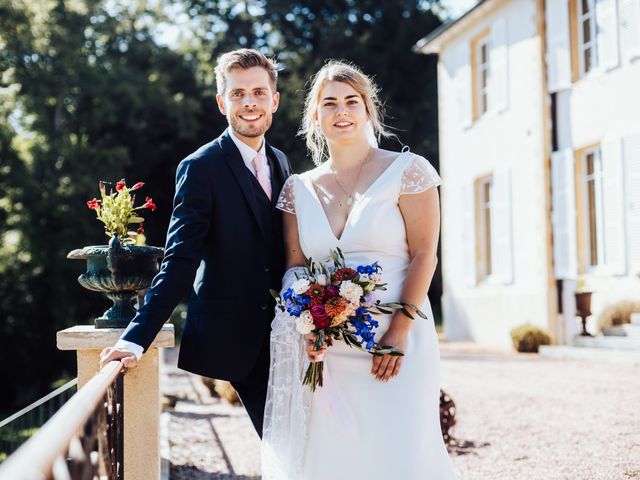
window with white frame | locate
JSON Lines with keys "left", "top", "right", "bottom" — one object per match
{"left": 477, "top": 175, "right": 494, "bottom": 280}
{"left": 578, "top": 0, "right": 598, "bottom": 75}
{"left": 475, "top": 38, "right": 490, "bottom": 117}
{"left": 463, "top": 169, "right": 513, "bottom": 286}
{"left": 582, "top": 148, "right": 606, "bottom": 267}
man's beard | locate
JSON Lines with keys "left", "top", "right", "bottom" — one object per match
{"left": 230, "top": 113, "right": 272, "bottom": 138}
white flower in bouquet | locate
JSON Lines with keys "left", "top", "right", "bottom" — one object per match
{"left": 316, "top": 273, "right": 328, "bottom": 286}
{"left": 358, "top": 273, "right": 370, "bottom": 282}
{"left": 370, "top": 273, "right": 382, "bottom": 283}
{"left": 292, "top": 278, "right": 311, "bottom": 295}
{"left": 363, "top": 293, "right": 376, "bottom": 308}
{"left": 339, "top": 280, "right": 364, "bottom": 304}
{"left": 295, "top": 311, "right": 315, "bottom": 334}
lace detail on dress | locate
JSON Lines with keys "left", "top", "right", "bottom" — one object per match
{"left": 400, "top": 155, "right": 441, "bottom": 195}
{"left": 276, "top": 175, "right": 296, "bottom": 214}
{"left": 262, "top": 266, "right": 311, "bottom": 480}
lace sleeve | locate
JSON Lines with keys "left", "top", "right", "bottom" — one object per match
{"left": 400, "top": 155, "right": 441, "bottom": 195}
{"left": 276, "top": 175, "right": 296, "bottom": 214}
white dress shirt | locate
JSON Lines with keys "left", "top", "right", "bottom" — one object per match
{"left": 114, "top": 129, "right": 270, "bottom": 360}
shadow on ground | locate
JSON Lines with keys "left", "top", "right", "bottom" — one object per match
{"left": 170, "top": 465, "right": 259, "bottom": 479}
{"left": 447, "top": 438, "right": 491, "bottom": 457}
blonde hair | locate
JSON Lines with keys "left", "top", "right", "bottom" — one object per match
{"left": 299, "top": 60, "right": 393, "bottom": 165}
{"left": 215, "top": 49, "right": 278, "bottom": 95}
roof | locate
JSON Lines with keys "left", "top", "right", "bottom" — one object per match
{"left": 414, "top": 0, "right": 495, "bottom": 54}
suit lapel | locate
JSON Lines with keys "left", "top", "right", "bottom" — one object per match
{"left": 220, "top": 130, "right": 268, "bottom": 240}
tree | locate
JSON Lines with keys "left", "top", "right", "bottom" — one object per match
{"left": 0, "top": 0, "right": 210, "bottom": 411}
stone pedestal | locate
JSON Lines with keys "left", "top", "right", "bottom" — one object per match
{"left": 57, "top": 324, "right": 175, "bottom": 480}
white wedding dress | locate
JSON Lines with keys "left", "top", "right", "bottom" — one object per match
{"left": 263, "top": 151, "right": 457, "bottom": 480}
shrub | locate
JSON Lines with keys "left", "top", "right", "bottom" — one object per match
{"left": 597, "top": 300, "right": 640, "bottom": 331}
{"left": 510, "top": 324, "right": 551, "bottom": 353}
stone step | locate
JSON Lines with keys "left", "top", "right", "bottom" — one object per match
{"left": 539, "top": 345, "right": 640, "bottom": 364}
{"left": 602, "top": 323, "right": 640, "bottom": 338}
{"left": 572, "top": 334, "right": 640, "bottom": 350}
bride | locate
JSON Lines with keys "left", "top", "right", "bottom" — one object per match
{"left": 262, "top": 60, "right": 457, "bottom": 479}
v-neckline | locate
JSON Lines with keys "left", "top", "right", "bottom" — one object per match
{"left": 304, "top": 151, "right": 411, "bottom": 242}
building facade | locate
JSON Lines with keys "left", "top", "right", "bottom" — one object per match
{"left": 417, "top": 0, "right": 640, "bottom": 347}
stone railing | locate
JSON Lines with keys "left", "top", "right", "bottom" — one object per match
{"left": 0, "top": 324, "right": 174, "bottom": 480}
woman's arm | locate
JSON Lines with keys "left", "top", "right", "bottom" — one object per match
{"left": 282, "top": 212, "right": 327, "bottom": 361}
{"left": 283, "top": 211, "right": 306, "bottom": 268}
{"left": 371, "top": 186, "right": 441, "bottom": 381}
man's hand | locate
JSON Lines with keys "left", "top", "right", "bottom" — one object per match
{"left": 99, "top": 346, "right": 139, "bottom": 369}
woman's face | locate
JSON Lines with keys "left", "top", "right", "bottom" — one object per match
{"left": 315, "top": 80, "right": 369, "bottom": 145}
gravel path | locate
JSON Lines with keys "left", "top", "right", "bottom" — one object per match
{"left": 161, "top": 343, "right": 640, "bottom": 479}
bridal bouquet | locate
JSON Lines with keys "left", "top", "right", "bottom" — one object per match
{"left": 271, "top": 248, "right": 427, "bottom": 392}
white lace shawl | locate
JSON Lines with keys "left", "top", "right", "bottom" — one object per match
{"left": 262, "top": 266, "right": 312, "bottom": 479}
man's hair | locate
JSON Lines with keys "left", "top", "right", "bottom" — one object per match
{"left": 215, "top": 49, "right": 278, "bottom": 95}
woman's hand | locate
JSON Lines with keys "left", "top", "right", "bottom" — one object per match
{"left": 304, "top": 333, "right": 328, "bottom": 363}
{"left": 371, "top": 324, "right": 409, "bottom": 382}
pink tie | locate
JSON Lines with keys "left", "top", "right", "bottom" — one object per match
{"left": 252, "top": 153, "right": 272, "bottom": 200}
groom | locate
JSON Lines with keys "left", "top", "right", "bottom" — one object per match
{"left": 99, "top": 49, "right": 291, "bottom": 436}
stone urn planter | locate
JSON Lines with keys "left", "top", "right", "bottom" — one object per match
{"left": 68, "top": 234, "right": 164, "bottom": 328}
{"left": 575, "top": 291, "right": 593, "bottom": 337}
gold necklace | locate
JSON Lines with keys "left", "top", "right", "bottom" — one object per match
{"left": 331, "top": 148, "right": 372, "bottom": 207}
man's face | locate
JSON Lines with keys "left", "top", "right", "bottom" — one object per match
{"left": 216, "top": 66, "right": 279, "bottom": 140}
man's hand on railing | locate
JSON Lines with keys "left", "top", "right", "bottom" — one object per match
{"left": 99, "top": 346, "right": 138, "bottom": 370}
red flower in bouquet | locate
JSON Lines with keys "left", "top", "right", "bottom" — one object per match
{"left": 332, "top": 267, "right": 357, "bottom": 282}
{"left": 306, "top": 284, "right": 326, "bottom": 306}
{"left": 325, "top": 285, "right": 340, "bottom": 298}
{"left": 310, "top": 305, "right": 331, "bottom": 329}
{"left": 115, "top": 180, "right": 126, "bottom": 191}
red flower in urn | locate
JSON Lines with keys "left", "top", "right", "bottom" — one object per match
{"left": 87, "top": 179, "right": 156, "bottom": 245}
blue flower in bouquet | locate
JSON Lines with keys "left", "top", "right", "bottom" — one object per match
{"left": 283, "top": 288, "right": 294, "bottom": 301}
{"left": 357, "top": 262, "right": 381, "bottom": 275}
{"left": 295, "top": 294, "right": 311, "bottom": 306}
{"left": 287, "top": 304, "right": 303, "bottom": 317}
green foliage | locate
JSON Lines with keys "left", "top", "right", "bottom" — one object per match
{"left": 0, "top": 0, "right": 212, "bottom": 411}
{"left": 510, "top": 324, "right": 552, "bottom": 353}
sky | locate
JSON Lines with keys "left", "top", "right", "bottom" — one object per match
{"left": 443, "top": 0, "right": 479, "bottom": 18}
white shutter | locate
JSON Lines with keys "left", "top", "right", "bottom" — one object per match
{"left": 619, "top": 0, "right": 640, "bottom": 61}
{"left": 462, "top": 183, "right": 477, "bottom": 286}
{"left": 623, "top": 132, "right": 640, "bottom": 275}
{"left": 456, "top": 43, "right": 473, "bottom": 130}
{"left": 596, "top": 0, "right": 621, "bottom": 70}
{"left": 546, "top": 0, "right": 572, "bottom": 91}
{"left": 491, "top": 167, "right": 514, "bottom": 284}
{"left": 552, "top": 149, "right": 578, "bottom": 279}
{"left": 489, "top": 18, "right": 509, "bottom": 113}
{"left": 601, "top": 136, "right": 627, "bottom": 275}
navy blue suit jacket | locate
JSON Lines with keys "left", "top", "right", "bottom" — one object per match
{"left": 121, "top": 129, "right": 292, "bottom": 381}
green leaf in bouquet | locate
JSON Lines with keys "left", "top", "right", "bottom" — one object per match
{"left": 128, "top": 216, "right": 145, "bottom": 223}
{"left": 406, "top": 303, "right": 429, "bottom": 319}
{"left": 374, "top": 306, "right": 393, "bottom": 315}
{"left": 400, "top": 307, "right": 415, "bottom": 320}
{"left": 269, "top": 289, "right": 280, "bottom": 300}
